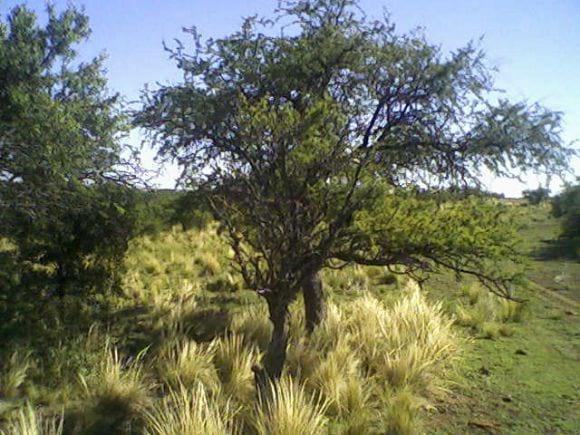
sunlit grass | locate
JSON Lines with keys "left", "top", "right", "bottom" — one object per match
{"left": 213, "top": 333, "right": 258, "bottom": 403}
{"left": 143, "top": 383, "right": 239, "bottom": 435}
{"left": 156, "top": 339, "right": 220, "bottom": 392}
{"left": 0, "top": 403, "right": 63, "bottom": 435}
{"left": 453, "top": 283, "right": 527, "bottom": 338}
{"left": 253, "top": 376, "right": 329, "bottom": 435}
{"left": 78, "top": 343, "right": 152, "bottom": 432}
{"left": 1, "top": 226, "right": 463, "bottom": 434}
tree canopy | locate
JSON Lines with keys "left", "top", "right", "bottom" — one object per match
{"left": 137, "top": 0, "right": 573, "bottom": 383}
{"left": 0, "top": 5, "right": 139, "bottom": 297}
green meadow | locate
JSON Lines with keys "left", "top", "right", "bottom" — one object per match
{"left": 0, "top": 202, "right": 577, "bottom": 434}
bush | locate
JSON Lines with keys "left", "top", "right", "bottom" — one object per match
{"left": 551, "top": 181, "right": 580, "bottom": 257}
{"left": 0, "top": 5, "right": 141, "bottom": 300}
{"left": 522, "top": 187, "right": 551, "bottom": 205}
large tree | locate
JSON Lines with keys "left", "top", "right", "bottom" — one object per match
{"left": 0, "top": 5, "right": 139, "bottom": 298}
{"left": 138, "top": 0, "right": 572, "bottom": 386}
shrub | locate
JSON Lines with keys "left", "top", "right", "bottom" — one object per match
{"left": 0, "top": 5, "right": 141, "bottom": 300}
{"left": 551, "top": 181, "right": 580, "bottom": 257}
{"left": 522, "top": 187, "right": 550, "bottom": 205}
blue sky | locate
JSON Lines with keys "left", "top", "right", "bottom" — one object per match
{"left": 2, "top": 0, "right": 579, "bottom": 195}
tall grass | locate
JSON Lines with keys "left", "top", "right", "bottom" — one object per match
{"left": 0, "top": 351, "right": 31, "bottom": 400}
{"left": 382, "top": 389, "right": 423, "bottom": 435}
{"left": 143, "top": 384, "right": 239, "bottom": 435}
{"left": 230, "top": 303, "right": 272, "bottom": 350}
{"left": 344, "top": 281, "right": 457, "bottom": 392}
{"left": 213, "top": 334, "right": 258, "bottom": 402}
{"left": 454, "top": 283, "right": 526, "bottom": 338}
{"left": 253, "top": 376, "right": 329, "bottom": 435}
{"left": 78, "top": 343, "right": 152, "bottom": 432}
{"left": 156, "top": 339, "right": 220, "bottom": 392}
{"left": 1, "top": 225, "right": 463, "bottom": 434}
{"left": 0, "top": 403, "right": 63, "bottom": 435}
{"left": 308, "top": 341, "right": 368, "bottom": 417}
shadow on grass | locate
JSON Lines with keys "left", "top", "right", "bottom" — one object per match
{"left": 533, "top": 238, "right": 579, "bottom": 261}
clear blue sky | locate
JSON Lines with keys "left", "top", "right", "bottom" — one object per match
{"left": 2, "top": 0, "right": 579, "bottom": 195}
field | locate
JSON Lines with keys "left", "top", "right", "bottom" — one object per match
{"left": 0, "top": 203, "right": 578, "bottom": 434}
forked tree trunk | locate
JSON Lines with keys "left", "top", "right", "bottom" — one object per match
{"left": 254, "top": 298, "right": 291, "bottom": 393}
{"left": 303, "top": 271, "right": 326, "bottom": 333}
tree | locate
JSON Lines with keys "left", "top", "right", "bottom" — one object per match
{"left": 551, "top": 179, "right": 580, "bottom": 257}
{"left": 137, "top": 0, "right": 572, "bottom": 387}
{"left": 0, "top": 5, "right": 139, "bottom": 299}
{"left": 522, "top": 186, "right": 551, "bottom": 205}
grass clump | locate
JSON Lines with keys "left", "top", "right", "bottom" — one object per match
{"left": 0, "top": 403, "right": 63, "bottom": 435}
{"left": 156, "top": 339, "right": 219, "bottom": 392}
{"left": 308, "top": 339, "right": 365, "bottom": 416}
{"left": 454, "top": 283, "right": 527, "bottom": 338}
{"left": 345, "top": 281, "right": 457, "bottom": 393}
{"left": 79, "top": 344, "right": 152, "bottom": 432}
{"left": 0, "top": 351, "right": 31, "bottom": 400}
{"left": 382, "top": 389, "right": 422, "bottom": 435}
{"left": 253, "top": 376, "right": 329, "bottom": 435}
{"left": 143, "top": 383, "right": 238, "bottom": 435}
{"left": 230, "top": 303, "right": 272, "bottom": 350}
{"left": 213, "top": 334, "right": 257, "bottom": 403}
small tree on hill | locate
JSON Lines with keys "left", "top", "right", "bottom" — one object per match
{"left": 137, "top": 0, "right": 573, "bottom": 387}
{"left": 0, "top": 5, "right": 140, "bottom": 299}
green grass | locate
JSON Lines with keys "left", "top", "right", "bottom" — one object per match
{"left": 424, "top": 205, "right": 580, "bottom": 433}
{"left": 0, "top": 204, "right": 578, "bottom": 433}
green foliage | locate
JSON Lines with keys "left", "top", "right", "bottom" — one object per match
{"left": 551, "top": 180, "right": 580, "bottom": 257}
{"left": 0, "top": 5, "right": 139, "bottom": 302}
{"left": 78, "top": 344, "right": 152, "bottom": 433}
{"left": 453, "top": 283, "right": 525, "bottom": 338}
{"left": 138, "top": 0, "right": 571, "bottom": 308}
{"left": 343, "top": 188, "right": 526, "bottom": 296}
{"left": 522, "top": 186, "right": 551, "bottom": 205}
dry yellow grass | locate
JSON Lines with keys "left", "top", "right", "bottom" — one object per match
{"left": 0, "top": 403, "right": 63, "bottom": 435}
{"left": 142, "top": 383, "right": 239, "bottom": 435}
{"left": 252, "top": 376, "right": 329, "bottom": 435}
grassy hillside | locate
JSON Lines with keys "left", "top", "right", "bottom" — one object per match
{"left": 426, "top": 204, "right": 579, "bottom": 434}
{"left": 0, "top": 204, "right": 578, "bottom": 434}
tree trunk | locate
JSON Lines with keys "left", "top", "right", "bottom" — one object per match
{"left": 254, "top": 298, "right": 290, "bottom": 393}
{"left": 56, "top": 262, "right": 67, "bottom": 299}
{"left": 303, "top": 271, "right": 326, "bottom": 333}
